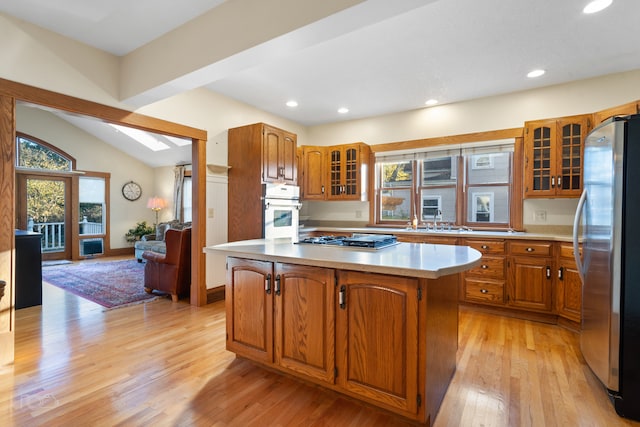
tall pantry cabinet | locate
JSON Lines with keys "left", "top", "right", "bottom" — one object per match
{"left": 227, "top": 123, "right": 297, "bottom": 242}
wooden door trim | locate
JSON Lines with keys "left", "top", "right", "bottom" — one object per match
{"left": 15, "top": 173, "right": 73, "bottom": 260}
{"left": 0, "top": 94, "right": 15, "bottom": 366}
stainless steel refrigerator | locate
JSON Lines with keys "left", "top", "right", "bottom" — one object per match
{"left": 573, "top": 113, "right": 640, "bottom": 421}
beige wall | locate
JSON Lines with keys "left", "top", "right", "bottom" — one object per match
{"left": 16, "top": 105, "right": 156, "bottom": 249}
{"left": 306, "top": 70, "right": 640, "bottom": 146}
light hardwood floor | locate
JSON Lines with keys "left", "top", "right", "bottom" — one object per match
{"left": 1, "top": 275, "right": 639, "bottom": 426}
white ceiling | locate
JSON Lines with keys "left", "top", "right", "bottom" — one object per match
{"left": 3, "top": 0, "right": 640, "bottom": 166}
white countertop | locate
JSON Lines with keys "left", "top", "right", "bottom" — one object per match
{"left": 204, "top": 238, "right": 482, "bottom": 279}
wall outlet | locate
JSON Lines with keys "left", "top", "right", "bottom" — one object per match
{"left": 355, "top": 210, "right": 362, "bottom": 219}
{"left": 534, "top": 210, "right": 547, "bottom": 222}
{"left": 208, "top": 208, "right": 215, "bottom": 218}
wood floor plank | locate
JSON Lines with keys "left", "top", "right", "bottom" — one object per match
{"left": 2, "top": 268, "right": 640, "bottom": 426}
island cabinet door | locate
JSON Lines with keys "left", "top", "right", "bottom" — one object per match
{"left": 226, "top": 257, "right": 274, "bottom": 363}
{"left": 273, "top": 263, "right": 336, "bottom": 384}
{"left": 335, "top": 271, "right": 420, "bottom": 417}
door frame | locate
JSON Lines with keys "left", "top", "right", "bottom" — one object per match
{"left": 16, "top": 172, "right": 73, "bottom": 261}
{"left": 0, "top": 78, "right": 209, "bottom": 365}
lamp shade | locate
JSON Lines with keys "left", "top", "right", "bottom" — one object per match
{"left": 147, "top": 197, "right": 167, "bottom": 211}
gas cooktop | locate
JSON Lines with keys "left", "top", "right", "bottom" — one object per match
{"left": 297, "top": 234, "right": 398, "bottom": 249}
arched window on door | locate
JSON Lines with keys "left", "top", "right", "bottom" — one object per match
{"left": 16, "top": 133, "right": 75, "bottom": 171}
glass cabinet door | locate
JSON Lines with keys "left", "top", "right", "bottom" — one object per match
{"left": 556, "top": 118, "right": 588, "bottom": 196}
{"left": 329, "top": 148, "right": 342, "bottom": 196}
{"left": 344, "top": 147, "right": 357, "bottom": 195}
{"left": 531, "top": 125, "right": 555, "bottom": 193}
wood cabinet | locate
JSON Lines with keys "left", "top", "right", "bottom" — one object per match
{"left": 226, "top": 258, "right": 273, "bottom": 362}
{"left": 224, "top": 254, "right": 459, "bottom": 423}
{"left": 262, "top": 124, "right": 297, "bottom": 184}
{"left": 327, "top": 143, "right": 370, "bottom": 200}
{"left": 507, "top": 241, "right": 554, "bottom": 312}
{"left": 556, "top": 243, "right": 582, "bottom": 323}
{"left": 336, "top": 270, "right": 420, "bottom": 415}
{"left": 226, "top": 258, "right": 335, "bottom": 383}
{"left": 593, "top": 101, "right": 639, "bottom": 126}
{"left": 228, "top": 123, "right": 297, "bottom": 241}
{"left": 300, "top": 146, "right": 327, "bottom": 200}
{"left": 524, "top": 115, "right": 591, "bottom": 198}
{"left": 299, "top": 143, "right": 370, "bottom": 201}
{"left": 396, "top": 234, "right": 458, "bottom": 245}
{"left": 462, "top": 239, "right": 506, "bottom": 306}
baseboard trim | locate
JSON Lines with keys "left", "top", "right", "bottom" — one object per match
{"left": 207, "top": 286, "right": 225, "bottom": 304}
{"left": 107, "top": 247, "right": 135, "bottom": 257}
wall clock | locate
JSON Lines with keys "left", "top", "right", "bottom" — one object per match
{"left": 122, "top": 181, "right": 142, "bottom": 201}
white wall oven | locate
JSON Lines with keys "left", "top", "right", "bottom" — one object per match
{"left": 263, "top": 183, "right": 301, "bottom": 241}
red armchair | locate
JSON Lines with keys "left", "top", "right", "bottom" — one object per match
{"left": 142, "top": 228, "right": 191, "bottom": 302}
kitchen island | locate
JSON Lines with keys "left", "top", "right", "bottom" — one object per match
{"left": 205, "top": 238, "right": 481, "bottom": 424}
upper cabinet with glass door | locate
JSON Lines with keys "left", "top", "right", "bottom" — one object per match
{"left": 523, "top": 114, "right": 592, "bottom": 198}
{"left": 326, "top": 143, "right": 370, "bottom": 201}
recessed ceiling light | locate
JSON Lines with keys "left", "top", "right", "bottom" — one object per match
{"left": 425, "top": 99, "right": 438, "bottom": 106}
{"left": 286, "top": 100, "right": 298, "bottom": 108}
{"left": 527, "top": 69, "right": 546, "bottom": 78}
{"left": 338, "top": 107, "right": 349, "bottom": 114}
{"left": 583, "top": 0, "right": 612, "bottom": 14}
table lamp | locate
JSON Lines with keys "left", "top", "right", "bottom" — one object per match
{"left": 147, "top": 197, "right": 167, "bottom": 227}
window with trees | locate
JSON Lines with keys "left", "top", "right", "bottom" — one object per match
{"left": 375, "top": 141, "right": 514, "bottom": 228}
{"left": 16, "top": 134, "right": 73, "bottom": 171}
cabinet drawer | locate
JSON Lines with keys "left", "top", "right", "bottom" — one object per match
{"left": 465, "top": 239, "right": 505, "bottom": 254}
{"left": 464, "top": 278, "right": 505, "bottom": 304}
{"left": 465, "top": 256, "right": 505, "bottom": 279}
{"left": 509, "top": 242, "right": 552, "bottom": 257}
{"left": 559, "top": 243, "right": 582, "bottom": 260}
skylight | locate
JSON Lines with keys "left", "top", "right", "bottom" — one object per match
{"left": 109, "top": 124, "right": 170, "bottom": 151}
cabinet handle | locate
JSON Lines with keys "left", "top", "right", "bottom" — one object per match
{"left": 481, "top": 264, "right": 489, "bottom": 269}
{"left": 557, "top": 176, "right": 562, "bottom": 187}
{"left": 558, "top": 266, "right": 564, "bottom": 280}
{"left": 321, "top": 185, "right": 325, "bottom": 194}
{"left": 279, "top": 166, "right": 285, "bottom": 178}
{"left": 481, "top": 245, "right": 489, "bottom": 250}
{"left": 480, "top": 289, "right": 489, "bottom": 294}
{"left": 551, "top": 176, "right": 555, "bottom": 188}
{"left": 546, "top": 266, "right": 551, "bottom": 279}
{"left": 265, "top": 273, "right": 272, "bottom": 294}
{"left": 526, "top": 247, "right": 535, "bottom": 252}
{"left": 339, "top": 285, "right": 346, "bottom": 309}
{"left": 275, "top": 274, "right": 281, "bottom": 296}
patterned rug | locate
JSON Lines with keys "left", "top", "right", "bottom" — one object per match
{"left": 42, "top": 259, "right": 160, "bottom": 309}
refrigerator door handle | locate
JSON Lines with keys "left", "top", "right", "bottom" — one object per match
{"left": 573, "top": 189, "right": 587, "bottom": 283}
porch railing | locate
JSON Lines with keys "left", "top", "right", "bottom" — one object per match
{"left": 32, "top": 221, "right": 103, "bottom": 253}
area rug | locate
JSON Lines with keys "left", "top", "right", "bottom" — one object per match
{"left": 42, "top": 259, "right": 160, "bottom": 309}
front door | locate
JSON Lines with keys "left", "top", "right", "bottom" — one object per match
{"left": 16, "top": 173, "right": 72, "bottom": 261}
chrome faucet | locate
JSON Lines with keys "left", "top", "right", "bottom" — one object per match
{"left": 433, "top": 209, "right": 442, "bottom": 230}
